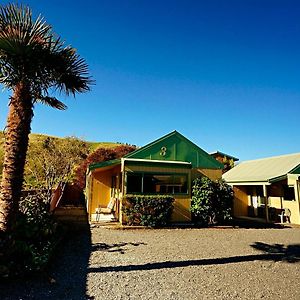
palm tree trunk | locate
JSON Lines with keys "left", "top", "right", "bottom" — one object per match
{"left": 0, "top": 82, "right": 33, "bottom": 233}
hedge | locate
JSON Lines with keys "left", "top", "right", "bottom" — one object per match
{"left": 122, "top": 195, "right": 175, "bottom": 227}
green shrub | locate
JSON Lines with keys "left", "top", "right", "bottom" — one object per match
{"left": 191, "top": 177, "right": 233, "bottom": 226}
{"left": 0, "top": 193, "right": 62, "bottom": 277}
{"left": 122, "top": 195, "right": 175, "bottom": 227}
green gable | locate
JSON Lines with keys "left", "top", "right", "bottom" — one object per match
{"left": 125, "top": 131, "right": 223, "bottom": 169}
{"left": 291, "top": 164, "right": 300, "bottom": 174}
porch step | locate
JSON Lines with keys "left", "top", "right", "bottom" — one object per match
{"left": 91, "top": 213, "right": 116, "bottom": 223}
{"left": 53, "top": 206, "right": 88, "bottom": 229}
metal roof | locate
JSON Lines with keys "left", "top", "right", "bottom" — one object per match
{"left": 223, "top": 152, "right": 300, "bottom": 184}
{"left": 89, "top": 159, "right": 121, "bottom": 171}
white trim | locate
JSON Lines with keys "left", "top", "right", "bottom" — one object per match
{"left": 123, "top": 158, "right": 192, "bottom": 166}
{"left": 226, "top": 181, "right": 271, "bottom": 186}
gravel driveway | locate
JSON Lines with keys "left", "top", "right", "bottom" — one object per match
{"left": 1, "top": 226, "right": 300, "bottom": 299}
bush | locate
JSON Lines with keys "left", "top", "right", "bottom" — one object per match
{"left": 191, "top": 177, "right": 233, "bottom": 226}
{"left": 122, "top": 195, "right": 175, "bottom": 227}
{"left": 0, "top": 193, "right": 62, "bottom": 277}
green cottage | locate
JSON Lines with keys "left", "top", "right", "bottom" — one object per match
{"left": 85, "top": 131, "right": 223, "bottom": 223}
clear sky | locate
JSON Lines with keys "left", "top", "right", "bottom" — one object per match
{"left": 0, "top": 0, "right": 299, "bottom": 161}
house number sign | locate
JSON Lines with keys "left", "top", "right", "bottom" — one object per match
{"left": 160, "top": 146, "right": 167, "bottom": 156}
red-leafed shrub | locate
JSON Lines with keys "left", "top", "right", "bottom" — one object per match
{"left": 73, "top": 145, "right": 136, "bottom": 189}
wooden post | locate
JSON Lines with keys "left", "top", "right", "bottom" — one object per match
{"left": 263, "top": 184, "right": 269, "bottom": 223}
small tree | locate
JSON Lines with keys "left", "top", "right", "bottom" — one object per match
{"left": 191, "top": 177, "right": 233, "bottom": 226}
{"left": 73, "top": 145, "right": 136, "bottom": 189}
{"left": 24, "top": 136, "right": 90, "bottom": 204}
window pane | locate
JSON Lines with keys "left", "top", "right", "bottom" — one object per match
{"left": 173, "top": 175, "right": 188, "bottom": 194}
{"left": 144, "top": 174, "right": 188, "bottom": 194}
{"left": 127, "top": 174, "right": 142, "bottom": 193}
{"left": 143, "top": 174, "right": 157, "bottom": 193}
{"left": 284, "top": 186, "right": 295, "bottom": 201}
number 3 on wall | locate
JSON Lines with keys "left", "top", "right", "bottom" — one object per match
{"left": 160, "top": 146, "right": 167, "bottom": 156}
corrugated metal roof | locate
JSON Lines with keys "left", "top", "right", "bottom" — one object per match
{"left": 223, "top": 152, "right": 300, "bottom": 183}
{"left": 89, "top": 159, "right": 121, "bottom": 171}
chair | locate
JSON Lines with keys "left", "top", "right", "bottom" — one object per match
{"left": 278, "top": 208, "right": 291, "bottom": 223}
{"left": 95, "top": 198, "right": 116, "bottom": 221}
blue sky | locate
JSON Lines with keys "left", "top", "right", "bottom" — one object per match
{"left": 0, "top": 0, "right": 299, "bottom": 161}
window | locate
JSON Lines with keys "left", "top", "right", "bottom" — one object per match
{"left": 283, "top": 185, "right": 295, "bottom": 201}
{"left": 127, "top": 174, "right": 143, "bottom": 193}
{"left": 126, "top": 173, "right": 188, "bottom": 194}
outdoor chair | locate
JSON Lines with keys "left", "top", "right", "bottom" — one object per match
{"left": 95, "top": 198, "right": 116, "bottom": 222}
{"left": 278, "top": 208, "right": 291, "bottom": 223}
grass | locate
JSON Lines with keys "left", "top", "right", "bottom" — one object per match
{"left": 0, "top": 131, "right": 121, "bottom": 152}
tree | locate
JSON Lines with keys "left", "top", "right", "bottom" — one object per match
{"left": 0, "top": 4, "right": 91, "bottom": 233}
{"left": 24, "top": 136, "right": 90, "bottom": 204}
{"left": 74, "top": 145, "right": 136, "bottom": 189}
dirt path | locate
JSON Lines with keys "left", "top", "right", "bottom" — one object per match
{"left": 1, "top": 227, "right": 299, "bottom": 299}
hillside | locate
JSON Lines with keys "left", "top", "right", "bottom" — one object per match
{"left": 0, "top": 132, "right": 124, "bottom": 184}
{"left": 0, "top": 131, "right": 121, "bottom": 153}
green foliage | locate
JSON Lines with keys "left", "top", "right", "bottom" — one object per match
{"left": 0, "top": 131, "right": 125, "bottom": 184}
{"left": 122, "top": 195, "right": 175, "bottom": 227}
{"left": 24, "top": 136, "right": 90, "bottom": 191}
{"left": 0, "top": 3, "right": 92, "bottom": 98}
{"left": 191, "top": 177, "right": 233, "bottom": 226}
{"left": 0, "top": 193, "right": 62, "bottom": 277}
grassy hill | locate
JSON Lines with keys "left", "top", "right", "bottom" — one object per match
{"left": 0, "top": 131, "right": 121, "bottom": 153}
{"left": 0, "top": 131, "right": 123, "bottom": 182}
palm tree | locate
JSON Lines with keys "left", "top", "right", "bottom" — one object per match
{"left": 0, "top": 4, "right": 92, "bottom": 233}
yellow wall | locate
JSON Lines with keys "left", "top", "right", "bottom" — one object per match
{"left": 233, "top": 186, "right": 249, "bottom": 217}
{"left": 269, "top": 196, "right": 300, "bottom": 224}
{"left": 88, "top": 164, "right": 225, "bottom": 224}
{"left": 230, "top": 181, "right": 300, "bottom": 224}
{"left": 192, "top": 168, "right": 222, "bottom": 181}
{"left": 171, "top": 197, "right": 191, "bottom": 222}
{"left": 89, "top": 165, "right": 121, "bottom": 217}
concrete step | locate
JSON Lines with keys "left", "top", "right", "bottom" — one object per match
{"left": 91, "top": 213, "right": 116, "bottom": 222}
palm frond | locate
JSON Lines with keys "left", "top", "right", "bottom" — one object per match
{"left": 0, "top": 4, "right": 92, "bottom": 100}
{"left": 36, "top": 96, "right": 67, "bottom": 110}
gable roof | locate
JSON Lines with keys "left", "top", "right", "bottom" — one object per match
{"left": 125, "top": 130, "right": 223, "bottom": 169}
{"left": 223, "top": 152, "right": 300, "bottom": 184}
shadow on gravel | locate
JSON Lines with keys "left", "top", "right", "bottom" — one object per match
{"left": 0, "top": 224, "right": 92, "bottom": 300}
{"left": 88, "top": 242, "right": 300, "bottom": 274}
{"left": 92, "top": 242, "right": 146, "bottom": 254}
{"left": 251, "top": 242, "right": 300, "bottom": 263}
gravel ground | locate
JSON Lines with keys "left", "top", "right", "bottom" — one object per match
{"left": 1, "top": 226, "right": 300, "bottom": 299}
